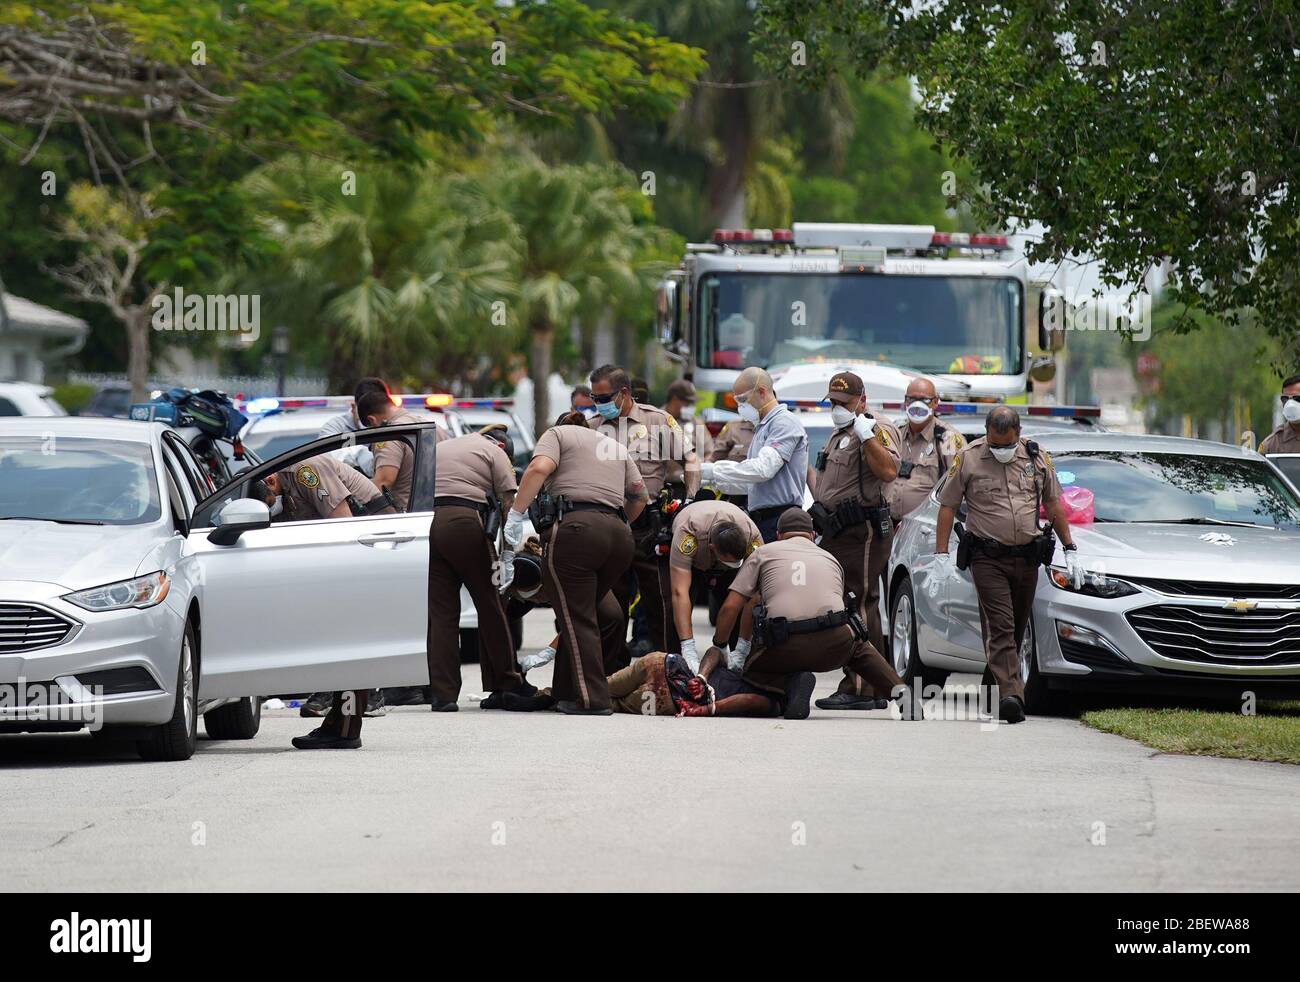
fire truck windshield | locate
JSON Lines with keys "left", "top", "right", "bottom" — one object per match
{"left": 697, "top": 272, "right": 1022, "bottom": 375}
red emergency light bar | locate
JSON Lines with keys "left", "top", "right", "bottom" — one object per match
{"left": 780, "top": 398, "right": 1101, "bottom": 419}
{"left": 930, "top": 232, "right": 1011, "bottom": 251}
{"left": 712, "top": 228, "right": 793, "bottom": 244}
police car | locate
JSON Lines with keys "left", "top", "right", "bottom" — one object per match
{"left": 237, "top": 394, "right": 470, "bottom": 460}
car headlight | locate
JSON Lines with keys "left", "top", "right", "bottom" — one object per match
{"left": 64, "top": 571, "right": 170, "bottom": 611}
{"left": 1049, "top": 566, "right": 1138, "bottom": 599}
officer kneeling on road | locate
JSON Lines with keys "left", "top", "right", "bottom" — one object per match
{"left": 710, "top": 508, "right": 920, "bottom": 721}
{"left": 504, "top": 410, "right": 648, "bottom": 715}
{"left": 426, "top": 425, "right": 541, "bottom": 713}
{"left": 933, "top": 406, "right": 1080, "bottom": 724}
{"left": 251, "top": 454, "right": 395, "bottom": 750}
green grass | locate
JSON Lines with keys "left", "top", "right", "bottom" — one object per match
{"left": 1081, "top": 702, "right": 1300, "bottom": 765}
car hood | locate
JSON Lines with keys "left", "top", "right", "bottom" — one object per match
{"left": 0, "top": 521, "right": 162, "bottom": 591}
{"left": 1070, "top": 522, "right": 1300, "bottom": 583}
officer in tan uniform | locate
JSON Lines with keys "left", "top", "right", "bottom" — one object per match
{"left": 589, "top": 364, "right": 697, "bottom": 654}
{"left": 357, "top": 389, "right": 447, "bottom": 511}
{"left": 504, "top": 410, "right": 648, "bottom": 715}
{"left": 935, "top": 406, "right": 1079, "bottom": 723}
{"left": 426, "top": 427, "right": 539, "bottom": 713}
{"left": 807, "top": 371, "right": 903, "bottom": 712}
{"left": 663, "top": 378, "right": 714, "bottom": 466}
{"left": 712, "top": 508, "right": 918, "bottom": 720}
{"left": 667, "top": 498, "right": 762, "bottom": 671}
{"left": 887, "top": 378, "right": 967, "bottom": 523}
{"left": 1260, "top": 373, "right": 1300, "bottom": 454}
{"left": 266, "top": 454, "right": 387, "bottom": 750}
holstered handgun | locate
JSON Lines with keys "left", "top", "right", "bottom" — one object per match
{"left": 483, "top": 491, "right": 502, "bottom": 540}
{"left": 752, "top": 603, "right": 770, "bottom": 647}
{"left": 529, "top": 492, "right": 562, "bottom": 533}
{"left": 954, "top": 521, "right": 973, "bottom": 571}
{"left": 348, "top": 488, "right": 398, "bottom": 517}
{"left": 846, "top": 592, "right": 868, "bottom": 642}
{"left": 1036, "top": 529, "right": 1057, "bottom": 568}
{"left": 808, "top": 501, "right": 835, "bottom": 537}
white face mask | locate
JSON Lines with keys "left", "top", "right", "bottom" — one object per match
{"left": 680, "top": 405, "right": 695, "bottom": 421}
{"left": 736, "top": 391, "right": 761, "bottom": 424}
{"left": 1284, "top": 398, "right": 1300, "bottom": 423}
{"left": 269, "top": 495, "right": 284, "bottom": 517}
{"left": 830, "top": 405, "right": 856, "bottom": 428}
{"left": 905, "top": 399, "right": 934, "bottom": 424}
{"left": 990, "top": 444, "right": 1018, "bottom": 464}
{"left": 718, "top": 558, "right": 743, "bottom": 570}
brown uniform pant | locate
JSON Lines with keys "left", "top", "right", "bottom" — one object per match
{"left": 821, "top": 521, "right": 891, "bottom": 698}
{"left": 427, "top": 506, "right": 524, "bottom": 703}
{"left": 544, "top": 509, "right": 635, "bottom": 710}
{"left": 322, "top": 690, "right": 369, "bottom": 739}
{"left": 744, "top": 625, "right": 902, "bottom": 698}
{"left": 612, "top": 537, "right": 679, "bottom": 654}
{"left": 970, "top": 553, "right": 1038, "bottom": 702}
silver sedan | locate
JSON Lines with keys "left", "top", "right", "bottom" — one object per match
{"left": 887, "top": 433, "right": 1300, "bottom": 712}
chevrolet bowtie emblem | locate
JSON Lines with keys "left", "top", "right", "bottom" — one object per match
{"left": 1223, "top": 599, "right": 1257, "bottom": 613}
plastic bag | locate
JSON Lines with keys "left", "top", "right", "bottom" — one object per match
{"left": 1046, "top": 485, "right": 1095, "bottom": 525}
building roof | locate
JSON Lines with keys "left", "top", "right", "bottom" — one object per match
{"left": 1, "top": 291, "right": 89, "bottom": 339}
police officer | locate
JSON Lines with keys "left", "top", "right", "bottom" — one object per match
{"left": 934, "top": 406, "right": 1080, "bottom": 723}
{"left": 269, "top": 454, "right": 390, "bottom": 750}
{"left": 589, "top": 364, "right": 696, "bottom": 654}
{"left": 504, "top": 410, "right": 648, "bottom": 714}
{"left": 699, "top": 367, "right": 807, "bottom": 543}
{"left": 1260, "top": 373, "right": 1300, "bottom": 454}
{"left": 356, "top": 388, "right": 447, "bottom": 511}
{"left": 712, "top": 508, "right": 918, "bottom": 721}
{"left": 426, "top": 426, "right": 539, "bottom": 712}
{"left": 667, "top": 498, "right": 762, "bottom": 671}
{"left": 318, "top": 377, "right": 389, "bottom": 438}
{"left": 663, "top": 378, "right": 714, "bottom": 465}
{"left": 887, "top": 378, "right": 967, "bottom": 524}
{"left": 807, "top": 371, "right": 903, "bottom": 712}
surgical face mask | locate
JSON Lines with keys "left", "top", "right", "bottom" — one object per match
{"left": 1284, "top": 397, "right": 1300, "bottom": 423}
{"left": 269, "top": 495, "right": 284, "bottom": 517}
{"left": 737, "top": 397, "right": 761, "bottom": 424}
{"left": 989, "top": 444, "right": 1018, "bottom": 464}
{"left": 830, "top": 405, "right": 856, "bottom": 428}
{"left": 594, "top": 397, "right": 621, "bottom": 421}
{"left": 718, "top": 557, "right": 743, "bottom": 569}
{"left": 905, "top": 399, "right": 934, "bottom": 424}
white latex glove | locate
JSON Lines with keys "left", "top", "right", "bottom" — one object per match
{"left": 699, "top": 462, "right": 715, "bottom": 484}
{"left": 679, "top": 637, "right": 700, "bottom": 673}
{"left": 732, "top": 636, "right": 751, "bottom": 669}
{"left": 330, "top": 443, "right": 375, "bottom": 477}
{"left": 504, "top": 508, "right": 527, "bottom": 549}
{"left": 519, "top": 645, "right": 556, "bottom": 673}
{"left": 927, "top": 553, "right": 955, "bottom": 600}
{"left": 497, "top": 550, "right": 515, "bottom": 593}
{"left": 725, "top": 644, "right": 747, "bottom": 673}
{"left": 852, "top": 415, "right": 877, "bottom": 441}
{"left": 1065, "top": 549, "right": 1084, "bottom": 589}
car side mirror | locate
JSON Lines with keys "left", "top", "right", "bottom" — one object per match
{"left": 209, "top": 498, "right": 271, "bottom": 546}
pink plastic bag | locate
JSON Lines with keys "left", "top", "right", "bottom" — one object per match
{"left": 1045, "top": 485, "right": 1095, "bottom": 524}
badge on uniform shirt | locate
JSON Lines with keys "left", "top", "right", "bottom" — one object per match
{"left": 630, "top": 424, "right": 649, "bottom": 441}
{"left": 296, "top": 464, "right": 321, "bottom": 489}
{"left": 924, "top": 444, "right": 934, "bottom": 456}
{"left": 678, "top": 533, "right": 698, "bottom": 557}
{"left": 839, "top": 436, "right": 852, "bottom": 450}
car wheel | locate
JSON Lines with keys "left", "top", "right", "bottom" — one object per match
{"left": 459, "top": 628, "right": 480, "bottom": 664}
{"left": 1020, "top": 616, "right": 1074, "bottom": 716}
{"left": 137, "top": 623, "right": 199, "bottom": 761}
{"left": 891, "top": 578, "right": 948, "bottom": 690}
{"left": 203, "top": 696, "right": 262, "bottom": 740}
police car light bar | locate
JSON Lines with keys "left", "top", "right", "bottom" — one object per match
{"left": 452, "top": 397, "right": 516, "bottom": 409}
{"left": 712, "top": 227, "right": 794, "bottom": 245}
{"left": 930, "top": 232, "right": 1011, "bottom": 251}
{"left": 875, "top": 401, "right": 1101, "bottom": 418}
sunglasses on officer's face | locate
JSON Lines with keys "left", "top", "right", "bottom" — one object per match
{"left": 1282, "top": 394, "right": 1300, "bottom": 404}
{"left": 591, "top": 390, "right": 623, "bottom": 404}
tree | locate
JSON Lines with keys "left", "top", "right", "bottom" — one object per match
{"left": 484, "top": 157, "right": 677, "bottom": 432}
{"left": 753, "top": 0, "right": 1300, "bottom": 364}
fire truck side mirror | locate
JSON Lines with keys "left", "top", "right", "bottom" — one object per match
{"left": 656, "top": 272, "right": 686, "bottom": 354}
{"left": 1036, "top": 287, "right": 1068, "bottom": 353}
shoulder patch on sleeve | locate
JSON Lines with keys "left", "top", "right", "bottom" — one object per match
{"left": 878, "top": 428, "right": 893, "bottom": 449}
{"left": 373, "top": 441, "right": 387, "bottom": 451}
{"left": 678, "top": 533, "right": 698, "bottom": 557}
{"left": 666, "top": 413, "right": 679, "bottom": 430}
{"left": 749, "top": 537, "right": 762, "bottom": 555}
{"left": 295, "top": 464, "right": 321, "bottom": 489}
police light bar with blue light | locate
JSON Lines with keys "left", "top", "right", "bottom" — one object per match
{"left": 781, "top": 398, "right": 1100, "bottom": 419}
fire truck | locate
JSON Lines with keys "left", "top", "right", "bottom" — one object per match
{"left": 655, "top": 223, "right": 1065, "bottom": 408}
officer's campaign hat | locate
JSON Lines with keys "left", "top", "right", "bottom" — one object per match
{"left": 824, "top": 371, "right": 864, "bottom": 404}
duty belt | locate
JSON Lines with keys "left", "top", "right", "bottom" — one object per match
{"left": 752, "top": 605, "right": 856, "bottom": 647}
{"left": 749, "top": 504, "right": 800, "bottom": 523}
{"left": 968, "top": 533, "right": 1043, "bottom": 560}
{"left": 434, "top": 496, "right": 489, "bottom": 512}
{"left": 565, "top": 500, "right": 627, "bottom": 520}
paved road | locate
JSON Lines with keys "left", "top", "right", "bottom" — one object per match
{"left": 2, "top": 610, "right": 1298, "bottom": 891}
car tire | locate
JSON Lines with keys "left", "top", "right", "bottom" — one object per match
{"left": 1020, "top": 617, "right": 1075, "bottom": 716}
{"left": 891, "top": 578, "right": 948, "bottom": 690}
{"left": 137, "top": 623, "right": 199, "bottom": 762}
{"left": 459, "top": 628, "right": 480, "bottom": 664}
{"left": 203, "top": 696, "right": 262, "bottom": 740}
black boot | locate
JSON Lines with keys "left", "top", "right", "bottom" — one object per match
{"left": 554, "top": 700, "right": 613, "bottom": 716}
{"left": 291, "top": 727, "right": 361, "bottom": 750}
{"left": 429, "top": 698, "right": 459, "bottom": 713}
{"left": 814, "top": 691, "right": 876, "bottom": 711}
{"left": 480, "top": 682, "right": 538, "bottom": 710}
{"left": 299, "top": 692, "right": 332, "bottom": 718}
{"left": 783, "top": 672, "right": 817, "bottom": 720}
{"left": 999, "top": 695, "right": 1026, "bottom": 724}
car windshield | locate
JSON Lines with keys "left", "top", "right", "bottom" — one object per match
{"left": 1269, "top": 455, "right": 1300, "bottom": 491}
{"left": 0, "top": 436, "right": 160, "bottom": 525}
{"left": 697, "top": 272, "right": 1022, "bottom": 375}
{"left": 1052, "top": 451, "right": 1300, "bottom": 529}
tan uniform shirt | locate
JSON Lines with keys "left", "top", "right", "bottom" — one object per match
{"left": 533, "top": 424, "right": 648, "bottom": 509}
{"left": 278, "top": 454, "right": 379, "bottom": 521}
{"left": 812, "top": 415, "right": 901, "bottom": 508}
{"left": 372, "top": 409, "right": 443, "bottom": 510}
{"left": 591, "top": 402, "right": 690, "bottom": 498}
{"left": 669, "top": 499, "right": 763, "bottom": 572}
{"left": 709, "top": 419, "right": 754, "bottom": 462}
{"left": 1260, "top": 422, "right": 1300, "bottom": 455}
{"left": 937, "top": 437, "right": 1062, "bottom": 545}
{"left": 434, "top": 433, "right": 517, "bottom": 504}
{"left": 729, "top": 535, "right": 846, "bottom": 621}
{"left": 888, "top": 418, "right": 967, "bottom": 519}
